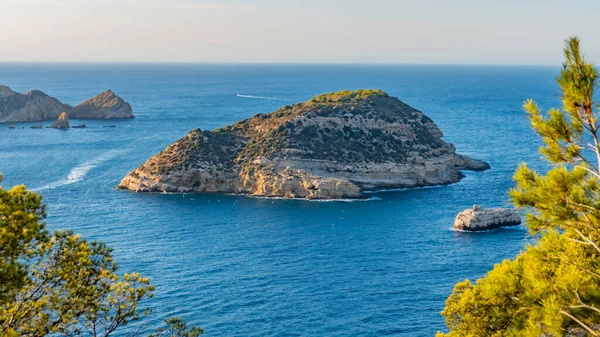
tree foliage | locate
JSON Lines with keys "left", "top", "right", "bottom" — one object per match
{"left": 149, "top": 317, "right": 204, "bottom": 337}
{"left": 0, "top": 175, "right": 202, "bottom": 336}
{"left": 438, "top": 37, "right": 600, "bottom": 337}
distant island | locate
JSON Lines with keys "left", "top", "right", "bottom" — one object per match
{"left": 117, "top": 89, "right": 489, "bottom": 199}
{"left": 0, "top": 86, "right": 134, "bottom": 122}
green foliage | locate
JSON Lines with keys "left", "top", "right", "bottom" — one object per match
{"left": 0, "top": 174, "right": 47, "bottom": 303}
{"left": 149, "top": 317, "right": 204, "bottom": 337}
{"left": 0, "top": 176, "right": 202, "bottom": 336}
{"left": 439, "top": 37, "right": 600, "bottom": 336}
{"left": 309, "top": 89, "right": 388, "bottom": 103}
{"left": 301, "top": 125, "right": 318, "bottom": 136}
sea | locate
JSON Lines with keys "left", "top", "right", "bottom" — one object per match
{"left": 0, "top": 63, "right": 558, "bottom": 336}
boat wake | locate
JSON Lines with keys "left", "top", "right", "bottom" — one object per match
{"left": 237, "top": 94, "right": 293, "bottom": 102}
{"left": 34, "top": 150, "right": 124, "bottom": 191}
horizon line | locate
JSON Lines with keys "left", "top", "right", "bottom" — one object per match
{"left": 0, "top": 61, "right": 563, "bottom": 67}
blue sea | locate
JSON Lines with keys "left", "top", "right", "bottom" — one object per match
{"left": 0, "top": 64, "right": 558, "bottom": 336}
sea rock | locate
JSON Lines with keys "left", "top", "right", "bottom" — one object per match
{"left": 8, "top": 125, "right": 15, "bottom": 129}
{"left": 0, "top": 86, "right": 134, "bottom": 122}
{"left": 30, "top": 124, "right": 43, "bottom": 129}
{"left": 72, "top": 124, "right": 86, "bottom": 128}
{"left": 50, "top": 112, "right": 70, "bottom": 129}
{"left": 117, "top": 89, "right": 491, "bottom": 200}
{"left": 70, "top": 90, "right": 134, "bottom": 119}
{"left": 454, "top": 205, "right": 521, "bottom": 231}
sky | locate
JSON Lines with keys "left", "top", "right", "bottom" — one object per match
{"left": 1, "top": 0, "right": 599, "bottom": 64}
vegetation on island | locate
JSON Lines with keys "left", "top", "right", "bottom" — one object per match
{"left": 137, "top": 89, "right": 448, "bottom": 178}
{"left": 0, "top": 175, "right": 202, "bottom": 336}
{"left": 439, "top": 37, "right": 600, "bottom": 336}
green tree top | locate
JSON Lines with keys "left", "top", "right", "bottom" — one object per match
{"left": 0, "top": 175, "right": 202, "bottom": 336}
{"left": 438, "top": 37, "right": 600, "bottom": 337}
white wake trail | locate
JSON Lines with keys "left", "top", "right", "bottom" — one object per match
{"left": 34, "top": 150, "right": 125, "bottom": 191}
{"left": 237, "top": 94, "right": 293, "bottom": 102}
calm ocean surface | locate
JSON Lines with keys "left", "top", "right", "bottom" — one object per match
{"left": 0, "top": 64, "right": 557, "bottom": 336}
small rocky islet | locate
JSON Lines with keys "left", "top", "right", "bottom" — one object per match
{"left": 0, "top": 85, "right": 134, "bottom": 123}
{"left": 50, "top": 112, "right": 70, "bottom": 129}
{"left": 118, "top": 89, "right": 490, "bottom": 200}
{"left": 454, "top": 205, "right": 522, "bottom": 231}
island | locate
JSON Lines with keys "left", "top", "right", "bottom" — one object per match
{"left": 117, "top": 89, "right": 490, "bottom": 199}
{"left": 454, "top": 205, "right": 522, "bottom": 231}
{"left": 0, "top": 85, "right": 134, "bottom": 122}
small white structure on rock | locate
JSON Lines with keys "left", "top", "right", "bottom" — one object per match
{"left": 454, "top": 205, "right": 521, "bottom": 231}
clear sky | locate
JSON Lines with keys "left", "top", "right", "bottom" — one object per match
{"left": 1, "top": 0, "right": 599, "bottom": 64}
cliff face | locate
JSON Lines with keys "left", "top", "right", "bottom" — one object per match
{"left": 118, "top": 89, "right": 490, "bottom": 199}
{"left": 0, "top": 86, "right": 134, "bottom": 122}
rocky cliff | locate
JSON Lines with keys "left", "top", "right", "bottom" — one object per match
{"left": 0, "top": 86, "right": 134, "bottom": 122}
{"left": 118, "top": 89, "right": 490, "bottom": 199}
{"left": 454, "top": 205, "right": 521, "bottom": 231}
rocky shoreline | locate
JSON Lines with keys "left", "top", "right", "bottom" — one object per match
{"left": 117, "top": 89, "right": 490, "bottom": 200}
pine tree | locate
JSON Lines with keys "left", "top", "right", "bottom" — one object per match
{"left": 438, "top": 37, "right": 600, "bottom": 336}
{"left": 0, "top": 175, "right": 202, "bottom": 336}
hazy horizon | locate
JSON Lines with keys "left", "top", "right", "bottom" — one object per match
{"left": 0, "top": 61, "right": 572, "bottom": 66}
{"left": 1, "top": 0, "right": 599, "bottom": 64}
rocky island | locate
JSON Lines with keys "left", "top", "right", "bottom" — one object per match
{"left": 118, "top": 89, "right": 490, "bottom": 199}
{"left": 0, "top": 86, "right": 134, "bottom": 122}
{"left": 454, "top": 205, "right": 521, "bottom": 231}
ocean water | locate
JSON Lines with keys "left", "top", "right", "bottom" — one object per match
{"left": 0, "top": 64, "right": 558, "bottom": 336}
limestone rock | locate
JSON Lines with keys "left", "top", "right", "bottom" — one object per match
{"left": 118, "top": 89, "right": 490, "bottom": 199}
{"left": 72, "top": 124, "right": 86, "bottom": 128}
{"left": 454, "top": 205, "right": 521, "bottom": 231}
{"left": 0, "top": 86, "right": 133, "bottom": 122}
{"left": 70, "top": 90, "right": 134, "bottom": 119}
{"left": 30, "top": 124, "right": 43, "bottom": 129}
{"left": 50, "top": 112, "right": 70, "bottom": 129}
